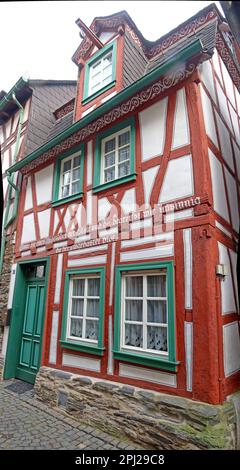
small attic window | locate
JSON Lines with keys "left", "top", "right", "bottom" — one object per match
{"left": 82, "top": 40, "right": 117, "bottom": 104}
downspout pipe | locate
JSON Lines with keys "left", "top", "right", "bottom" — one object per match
{"left": 0, "top": 93, "right": 24, "bottom": 273}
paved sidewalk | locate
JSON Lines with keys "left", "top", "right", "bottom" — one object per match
{"left": 0, "top": 380, "right": 139, "bottom": 450}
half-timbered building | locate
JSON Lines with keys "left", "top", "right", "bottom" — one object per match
{"left": 1, "top": 3, "right": 240, "bottom": 449}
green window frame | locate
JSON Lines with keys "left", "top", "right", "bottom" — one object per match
{"left": 60, "top": 267, "right": 106, "bottom": 356}
{"left": 93, "top": 116, "right": 136, "bottom": 193}
{"left": 113, "top": 261, "right": 179, "bottom": 372}
{"left": 82, "top": 40, "right": 117, "bottom": 105}
{"left": 52, "top": 143, "right": 84, "bottom": 207}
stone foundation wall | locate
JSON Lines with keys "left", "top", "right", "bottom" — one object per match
{"left": 35, "top": 366, "right": 238, "bottom": 450}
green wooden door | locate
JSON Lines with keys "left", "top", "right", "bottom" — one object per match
{"left": 15, "top": 282, "right": 45, "bottom": 384}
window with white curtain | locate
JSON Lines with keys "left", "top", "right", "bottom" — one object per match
{"left": 121, "top": 271, "right": 168, "bottom": 355}
{"left": 59, "top": 152, "right": 81, "bottom": 199}
{"left": 88, "top": 50, "right": 113, "bottom": 96}
{"left": 67, "top": 276, "right": 100, "bottom": 343}
{"left": 101, "top": 127, "right": 131, "bottom": 184}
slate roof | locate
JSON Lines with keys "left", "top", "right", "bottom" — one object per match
{"left": 47, "top": 111, "right": 74, "bottom": 141}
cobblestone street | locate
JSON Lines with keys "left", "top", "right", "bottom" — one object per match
{"left": 0, "top": 380, "right": 138, "bottom": 450}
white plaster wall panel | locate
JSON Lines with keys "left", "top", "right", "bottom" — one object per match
{"left": 11, "top": 135, "right": 24, "bottom": 162}
{"left": 109, "top": 242, "right": 116, "bottom": 307}
{"left": 21, "top": 250, "right": 31, "bottom": 257}
{"left": 24, "top": 177, "right": 33, "bottom": 210}
{"left": 212, "top": 52, "right": 223, "bottom": 86}
{"left": 235, "top": 86, "right": 240, "bottom": 115}
{"left": 120, "top": 188, "right": 136, "bottom": 214}
{"left": 12, "top": 110, "right": 20, "bottom": 133}
{"left": 216, "top": 81, "right": 234, "bottom": 134}
{"left": 87, "top": 191, "right": 93, "bottom": 225}
{"left": 35, "top": 164, "right": 53, "bottom": 205}
{"left": 68, "top": 254, "right": 107, "bottom": 267}
{"left": 218, "top": 242, "right": 236, "bottom": 314}
{"left": 121, "top": 231, "right": 173, "bottom": 249}
{"left": 23, "top": 98, "right": 31, "bottom": 122}
{"left": 98, "top": 226, "right": 118, "bottom": 238}
{"left": 98, "top": 197, "right": 112, "bottom": 220}
{"left": 101, "top": 91, "right": 117, "bottom": 104}
{"left": 119, "top": 363, "right": 176, "bottom": 387}
{"left": 2, "top": 149, "right": 9, "bottom": 174}
{"left": 87, "top": 140, "right": 93, "bottom": 186}
{"left": 3, "top": 177, "right": 8, "bottom": 200}
{"left": 223, "top": 322, "right": 240, "bottom": 376}
{"left": 229, "top": 104, "right": 240, "bottom": 142}
{"left": 220, "top": 56, "right": 236, "bottom": 108}
{"left": 229, "top": 249, "right": 239, "bottom": 309}
{"left": 5, "top": 118, "right": 11, "bottom": 139}
{"left": 215, "top": 221, "right": 232, "bottom": 238}
{"left": 159, "top": 155, "right": 194, "bottom": 203}
{"left": 38, "top": 209, "right": 51, "bottom": 240}
{"left": 172, "top": 88, "right": 190, "bottom": 149}
{"left": 200, "top": 85, "right": 218, "bottom": 148}
{"left": 208, "top": 149, "right": 230, "bottom": 223}
{"left": 164, "top": 208, "right": 194, "bottom": 223}
{"left": 224, "top": 168, "right": 239, "bottom": 232}
{"left": 183, "top": 229, "right": 192, "bottom": 309}
{"left": 53, "top": 241, "right": 68, "bottom": 249}
{"left": 139, "top": 97, "right": 168, "bottom": 161}
{"left": 64, "top": 207, "right": 72, "bottom": 233}
{"left": 216, "top": 112, "right": 234, "bottom": 171}
{"left": 184, "top": 322, "right": 193, "bottom": 391}
{"left": 1, "top": 326, "right": 9, "bottom": 358}
{"left": 82, "top": 105, "right": 96, "bottom": 118}
{"left": 49, "top": 311, "right": 59, "bottom": 365}
{"left": 62, "top": 353, "right": 101, "bottom": 372}
{"left": 21, "top": 213, "right": 36, "bottom": 244}
{"left": 54, "top": 254, "right": 63, "bottom": 304}
{"left": 7, "top": 263, "right": 17, "bottom": 309}
{"left": 233, "top": 141, "right": 240, "bottom": 180}
{"left": 200, "top": 60, "right": 217, "bottom": 104}
{"left": 120, "top": 244, "right": 174, "bottom": 262}
{"left": 131, "top": 218, "right": 152, "bottom": 231}
{"left": 142, "top": 166, "right": 160, "bottom": 206}
{"left": 53, "top": 210, "right": 63, "bottom": 234}
{"left": 68, "top": 245, "right": 108, "bottom": 257}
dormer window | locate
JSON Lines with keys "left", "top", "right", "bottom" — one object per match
{"left": 83, "top": 41, "right": 117, "bottom": 104}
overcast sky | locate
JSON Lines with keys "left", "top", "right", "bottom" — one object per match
{"left": 0, "top": 1, "right": 223, "bottom": 92}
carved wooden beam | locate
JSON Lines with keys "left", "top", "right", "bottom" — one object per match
{"left": 75, "top": 18, "right": 104, "bottom": 50}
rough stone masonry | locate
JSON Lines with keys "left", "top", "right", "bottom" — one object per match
{"left": 34, "top": 366, "right": 240, "bottom": 450}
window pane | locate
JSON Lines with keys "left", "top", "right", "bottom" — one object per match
{"left": 105, "top": 138, "right": 115, "bottom": 154}
{"left": 126, "top": 276, "right": 143, "bottom": 297}
{"left": 72, "top": 298, "right": 84, "bottom": 317}
{"left": 147, "top": 300, "right": 167, "bottom": 323}
{"left": 104, "top": 167, "right": 115, "bottom": 182}
{"left": 70, "top": 318, "right": 82, "bottom": 338}
{"left": 103, "top": 65, "right": 112, "bottom": 80}
{"left": 125, "top": 324, "right": 143, "bottom": 348}
{"left": 87, "top": 299, "right": 99, "bottom": 318}
{"left": 125, "top": 299, "right": 143, "bottom": 322}
{"left": 85, "top": 320, "right": 98, "bottom": 341}
{"left": 119, "top": 131, "right": 130, "bottom": 147}
{"left": 103, "top": 53, "right": 112, "bottom": 68}
{"left": 72, "top": 181, "right": 80, "bottom": 194}
{"left": 73, "top": 156, "right": 81, "bottom": 168}
{"left": 92, "top": 60, "right": 101, "bottom": 74}
{"left": 118, "top": 161, "right": 130, "bottom": 178}
{"left": 147, "top": 326, "right": 167, "bottom": 351}
{"left": 72, "top": 279, "right": 84, "bottom": 296}
{"left": 72, "top": 168, "right": 80, "bottom": 181}
{"left": 147, "top": 275, "right": 166, "bottom": 297}
{"left": 104, "top": 152, "right": 115, "bottom": 168}
{"left": 102, "top": 76, "right": 111, "bottom": 86}
{"left": 63, "top": 160, "right": 71, "bottom": 172}
{"left": 88, "top": 278, "right": 100, "bottom": 296}
{"left": 119, "top": 146, "right": 130, "bottom": 162}
{"left": 63, "top": 172, "right": 70, "bottom": 185}
{"left": 62, "top": 185, "right": 70, "bottom": 198}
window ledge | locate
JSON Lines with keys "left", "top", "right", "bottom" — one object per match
{"left": 61, "top": 340, "right": 105, "bottom": 356}
{"left": 113, "top": 350, "right": 180, "bottom": 372}
{"left": 82, "top": 81, "right": 116, "bottom": 106}
{"left": 93, "top": 173, "right": 137, "bottom": 194}
{"left": 52, "top": 192, "right": 83, "bottom": 207}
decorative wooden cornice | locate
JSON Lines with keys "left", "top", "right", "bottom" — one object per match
{"left": 54, "top": 99, "right": 75, "bottom": 120}
{"left": 216, "top": 30, "right": 240, "bottom": 90}
{"left": 21, "top": 61, "right": 197, "bottom": 175}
